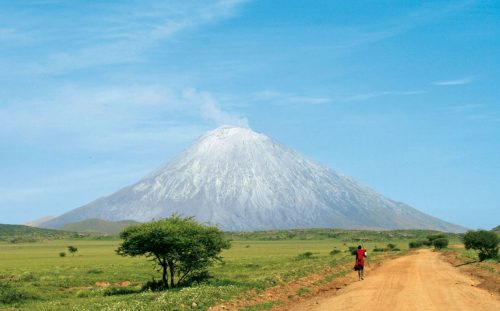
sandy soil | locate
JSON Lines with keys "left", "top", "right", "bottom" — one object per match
{"left": 290, "top": 249, "right": 500, "bottom": 311}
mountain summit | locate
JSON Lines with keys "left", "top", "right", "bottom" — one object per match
{"left": 41, "top": 126, "right": 464, "bottom": 232}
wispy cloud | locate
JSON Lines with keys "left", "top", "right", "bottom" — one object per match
{"left": 441, "top": 104, "right": 481, "bottom": 113}
{"left": 342, "top": 90, "right": 425, "bottom": 102}
{"left": 433, "top": 77, "right": 473, "bottom": 86}
{"left": 467, "top": 111, "right": 500, "bottom": 122}
{"left": 440, "top": 104, "right": 499, "bottom": 122}
{"left": 13, "top": 1, "right": 247, "bottom": 74}
{"left": 302, "top": 1, "right": 474, "bottom": 57}
{"left": 253, "top": 91, "right": 331, "bottom": 105}
{"left": 184, "top": 89, "right": 248, "bottom": 127}
{"left": 0, "top": 84, "right": 247, "bottom": 151}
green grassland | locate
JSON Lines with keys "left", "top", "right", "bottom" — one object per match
{"left": 0, "top": 229, "right": 461, "bottom": 310}
{"left": 60, "top": 219, "right": 140, "bottom": 235}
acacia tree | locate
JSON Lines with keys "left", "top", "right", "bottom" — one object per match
{"left": 116, "top": 215, "right": 230, "bottom": 289}
{"left": 67, "top": 246, "right": 78, "bottom": 255}
{"left": 463, "top": 230, "right": 499, "bottom": 261}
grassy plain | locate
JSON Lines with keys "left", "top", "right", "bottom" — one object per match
{"left": 0, "top": 229, "right": 459, "bottom": 310}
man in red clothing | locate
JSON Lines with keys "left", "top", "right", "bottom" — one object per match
{"left": 355, "top": 245, "right": 367, "bottom": 280}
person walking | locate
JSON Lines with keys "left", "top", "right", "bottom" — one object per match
{"left": 355, "top": 245, "right": 367, "bottom": 280}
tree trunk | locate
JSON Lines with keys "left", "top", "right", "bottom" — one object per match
{"left": 169, "top": 261, "right": 175, "bottom": 288}
{"left": 162, "top": 263, "right": 169, "bottom": 289}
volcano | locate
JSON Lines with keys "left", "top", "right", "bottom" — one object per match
{"left": 41, "top": 126, "right": 464, "bottom": 232}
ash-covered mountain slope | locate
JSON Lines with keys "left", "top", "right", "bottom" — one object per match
{"left": 41, "top": 126, "right": 465, "bottom": 232}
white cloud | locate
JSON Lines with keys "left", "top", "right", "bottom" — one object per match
{"left": 433, "top": 77, "right": 473, "bottom": 86}
{"left": 343, "top": 90, "right": 425, "bottom": 102}
{"left": 252, "top": 90, "right": 331, "bottom": 105}
{"left": 183, "top": 88, "right": 248, "bottom": 127}
{"left": 0, "top": 84, "right": 247, "bottom": 150}
{"left": 22, "top": 0, "right": 248, "bottom": 74}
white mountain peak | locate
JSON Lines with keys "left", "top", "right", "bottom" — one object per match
{"left": 41, "top": 127, "right": 465, "bottom": 232}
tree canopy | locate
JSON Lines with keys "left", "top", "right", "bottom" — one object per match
{"left": 116, "top": 215, "right": 230, "bottom": 288}
{"left": 463, "top": 230, "right": 499, "bottom": 261}
{"left": 432, "top": 238, "right": 449, "bottom": 249}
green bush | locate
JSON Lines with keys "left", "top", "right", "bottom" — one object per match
{"left": 422, "top": 240, "right": 432, "bottom": 246}
{"left": 0, "top": 281, "right": 38, "bottom": 304}
{"left": 427, "top": 234, "right": 446, "bottom": 243}
{"left": 386, "top": 243, "right": 396, "bottom": 250}
{"left": 59, "top": 252, "right": 66, "bottom": 257}
{"left": 329, "top": 249, "right": 341, "bottom": 256}
{"left": 296, "top": 251, "right": 315, "bottom": 260}
{"left": 409, "top": 241, "right": 423, "bottom": 249}
{"left": 463, "top": 230, "right": 499, "bottom": 261}
{"left": 141, "top": 279, "right": 166, "bottom": 292}
{"left": 86, "top": 268, "right": 103, "bottom": 274}
{"left": 432, "top": 238, "right": 449, "bottom": 249}
{"left": 348, "top": 246, "right": 357, "bottom": 255}
{"left": 19, "top": 272, "right": 36, "bottom": 281}
{"left": 373, "top": 247, "right": 385, "bottom": 252}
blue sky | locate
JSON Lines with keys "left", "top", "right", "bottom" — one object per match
{"left": 1, "top": 0, "right": 499, "bottom": 229}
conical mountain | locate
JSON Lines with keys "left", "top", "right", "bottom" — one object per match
{"left": 41, "top": 126, "right": 465, "bottom": 232}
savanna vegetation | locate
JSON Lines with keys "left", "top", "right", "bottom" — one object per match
{"left": 408, "top": 233, "right": 451, "bottom": 250}
{"left": 0, "top": 224, "right": 82, "bottom": 243}
{"left": 0, "top": 226, "right": 461, "bottom": 310}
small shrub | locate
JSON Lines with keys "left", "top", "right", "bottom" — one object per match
{"left": 296, "top": 251, "right": 315, "bottom": 260}
{"left": 373, "top": 247, "right": 385, "bottom": 252}
{"left": 243, "top": 263, "right": 260, "bottom": 268}
{"left": 409, "top": 240, "right": 428, "bottom": 249}
{"left": 329, "top": 249, "right": 341, "bottom": 256}
{"left": 103, "top": 287, "right": 140, "bottom": 296}
{"left": 19, "top": 272, "right": 36, "bottom": 281}
{"left": 348, "top": 246, "right": 357, "bottom": 255}
{"left": 59, "top": 252, "right": 66, "bottom": 257}
{"left": 86, "top": 268, "right": 103, "bottom": 274}
{"left": 76, "top": 290, "right": 91, "bottom": 298}
{"left": 409, "top": 241, "right": 422, "bottom": 249}
{"left": 141, "top": 279, "right": 166, "bottom": 292}
{"left": 427, "top": 234, "right": 446, "bottom": 243}
{"left": 422, "top": 240, "right": 432, "bottom": 247}
{"left": 386, "top": 243, "right": 396, "bottom": 250}
{"left": 297, "top": 287, "right": 310, "bottom": 297}
{"left": 433, "top": 238, "right": 449, "bottom": 250}
{"left": 180, "top": 270, "right": 212, "bottom": 286}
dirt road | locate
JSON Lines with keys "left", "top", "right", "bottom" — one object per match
{"left": 291, "top": 249, "right": 499, "bottom": 311}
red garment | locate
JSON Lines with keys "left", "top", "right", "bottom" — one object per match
{"left": 356, "top": 249, "right": 366, "bottom": 267}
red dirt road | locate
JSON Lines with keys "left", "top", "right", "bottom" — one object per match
{"left": 291, "top": 249, "right": 499, "bottom": 311}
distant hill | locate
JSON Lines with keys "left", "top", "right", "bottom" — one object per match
{"left": 0, "top": 224, "right": 77, "bottom": 242}
{"left": 493, "top": 225, "right": 500, "bottom": 232}
{"left": 60, "top": 219, "right": 140, "bottom": 235}
{"left": 25, "top": 215, "right": 56, "bottom": 227}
